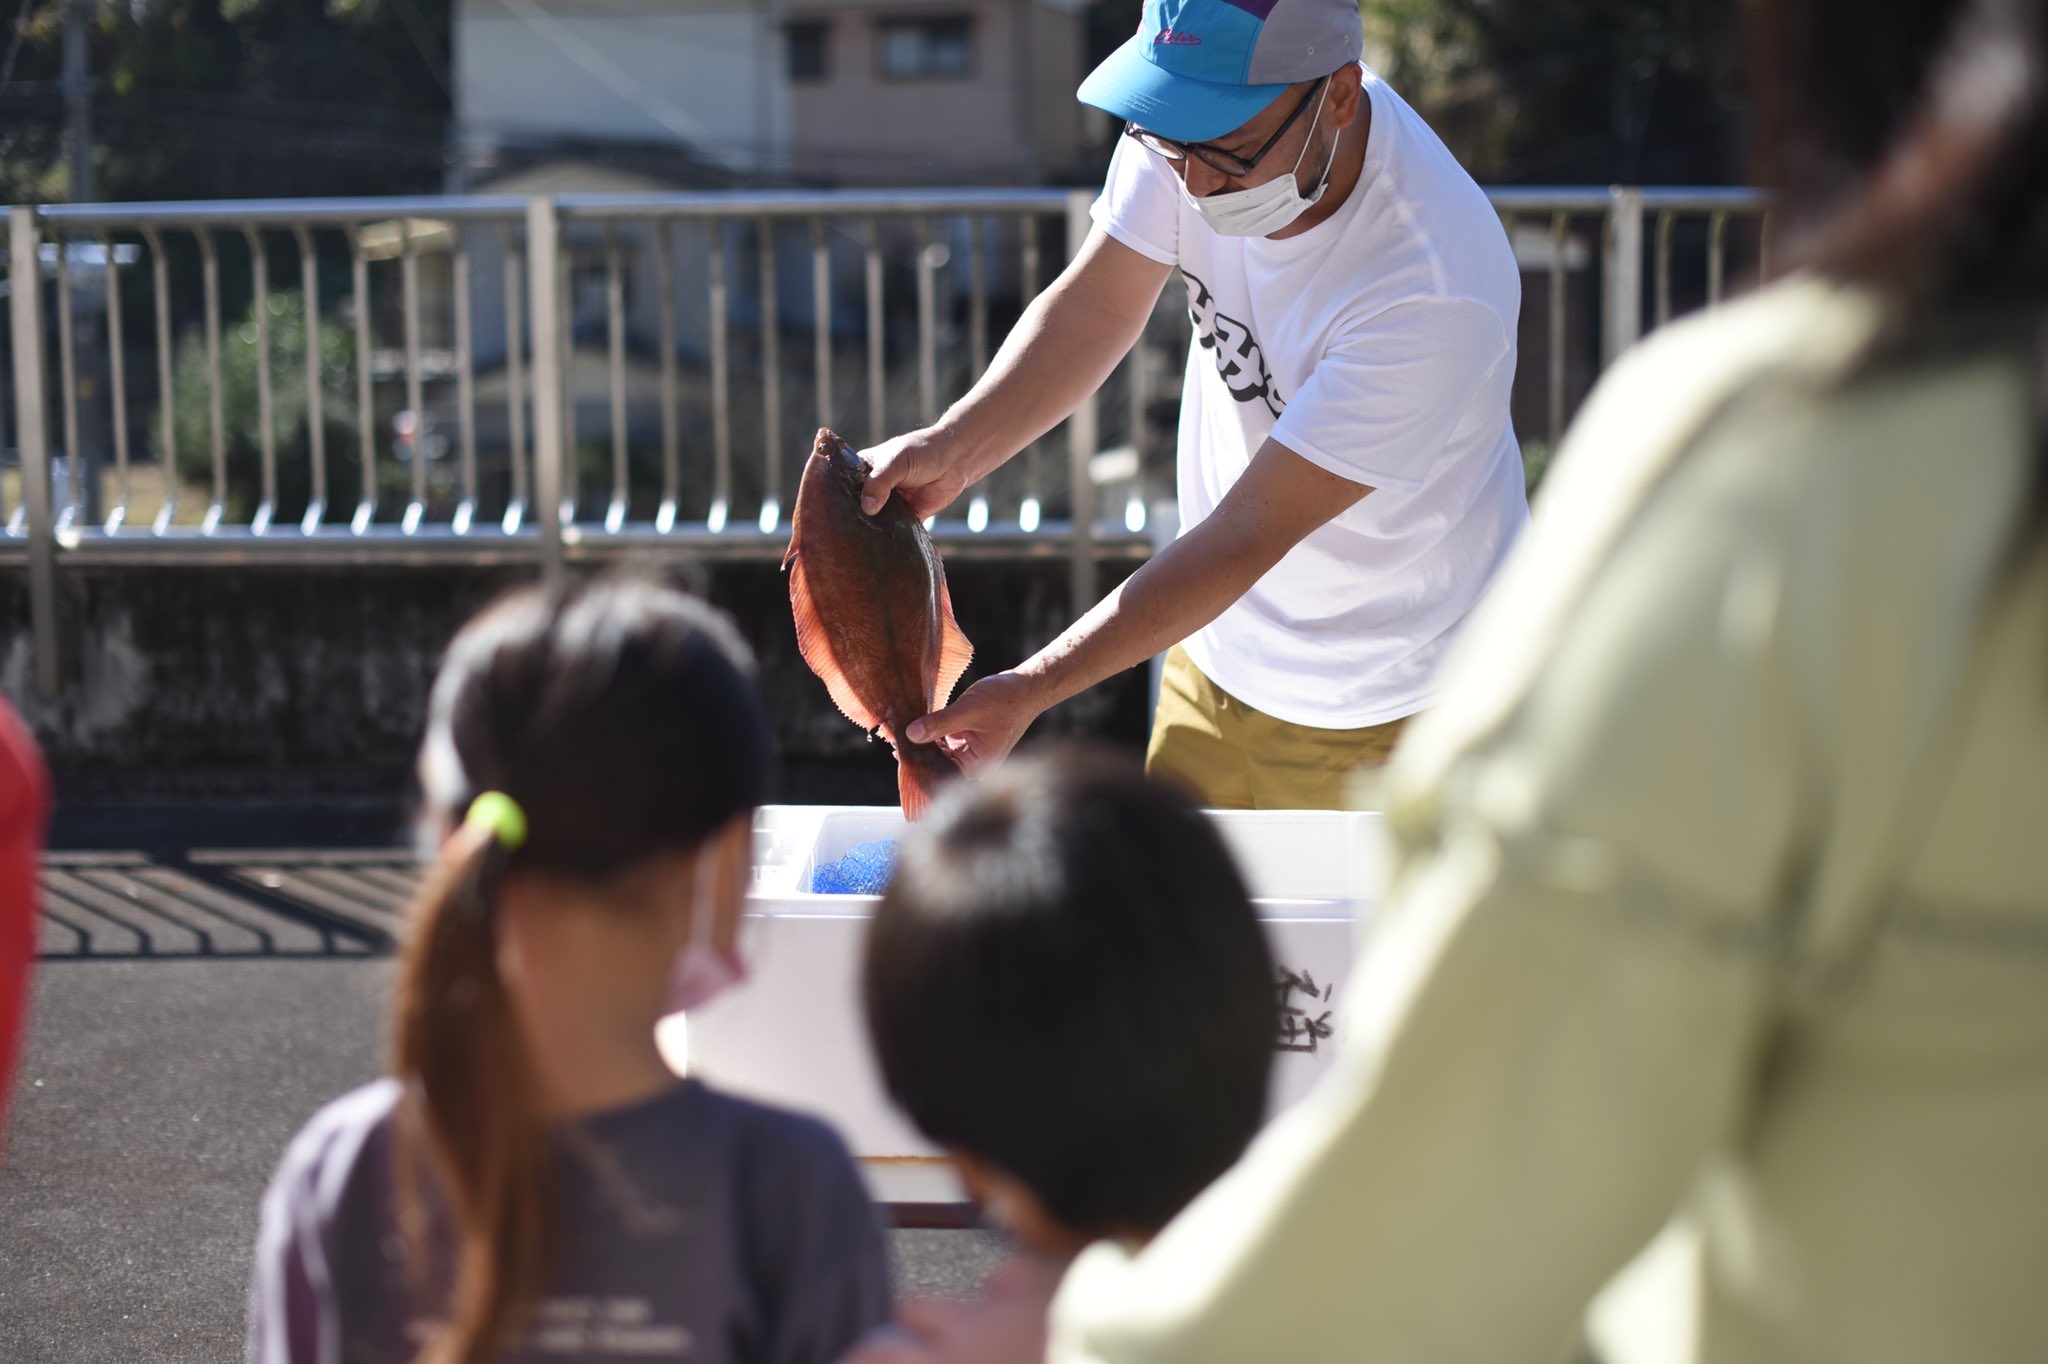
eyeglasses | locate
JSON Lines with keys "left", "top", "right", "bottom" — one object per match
{"left": 1123, "top": 77, "right": 1328, "bottom": 180}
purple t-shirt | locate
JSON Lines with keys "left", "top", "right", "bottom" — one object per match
{"left": 247, "top": 1079, "right": 891, "bottom": 1364}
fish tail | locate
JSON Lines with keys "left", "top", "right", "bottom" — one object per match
{"left": 896, "top": 743, "right": 959, "bottom": 821}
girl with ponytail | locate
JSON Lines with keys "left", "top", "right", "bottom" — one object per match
{"left": 247, "top": 577, "right": 890, "bottom": 1364}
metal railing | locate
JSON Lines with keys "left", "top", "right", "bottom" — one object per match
{"left": 1489, "top": 187, "right": 1770, "bottom": 449}
{"left": 3, "top": 185, "right": 1769, "bottom": 697}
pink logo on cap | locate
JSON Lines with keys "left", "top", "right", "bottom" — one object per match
{"left": 1155, "top": 26, "right": 1203, "bottom": 44}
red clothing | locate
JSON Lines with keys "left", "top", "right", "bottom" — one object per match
{"left": 0, "top": 699, "right": 48, "bottom": 1155}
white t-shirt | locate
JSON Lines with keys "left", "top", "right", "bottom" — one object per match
{"left": 1093, "top": 66, "right": 1527, "bottom": 729}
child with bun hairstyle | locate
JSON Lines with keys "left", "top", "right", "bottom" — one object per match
{"left": 248, "top": 578, "right": 890, "bottom": 1364}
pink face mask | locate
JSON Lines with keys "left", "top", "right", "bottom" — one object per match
{"left": 665, "top": 848, "right": 747, "bottom": 1013}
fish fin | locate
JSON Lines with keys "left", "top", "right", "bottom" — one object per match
{"left": 789, "top": 551, "right": 886, "bottom": 732}
{"left": 898, "top": 762, "right": 933, "bottom": 821}
{"left": 932, "top": 572, "right": 975, "bottom": 709}
{"left": 896, "top": 745, "right": 958, "bottom": 821}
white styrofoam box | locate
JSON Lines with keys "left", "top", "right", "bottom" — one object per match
{"left": 665, "top": 805, "right": 1387, "bottom": 1204}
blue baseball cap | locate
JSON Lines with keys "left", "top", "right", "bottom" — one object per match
{"left": 1078, "top": 0, "right": 1364, "bottom": 144}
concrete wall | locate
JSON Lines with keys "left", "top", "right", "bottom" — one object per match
{"left": 0, "top": 559, "right": 1148, "bottom": 808}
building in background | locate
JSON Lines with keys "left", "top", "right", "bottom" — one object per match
{"left": 781, "top": 0, "right": 1086, "bottom": 185}
{"left": 452, "top": 0, "right": 1089, "bottom": 191}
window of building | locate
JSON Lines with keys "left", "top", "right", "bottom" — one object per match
{"left": 875, "top": 15, "right": 973, "bottom": 80}
{"left": 787, "top": 19, "right": 829, "bottom": 82}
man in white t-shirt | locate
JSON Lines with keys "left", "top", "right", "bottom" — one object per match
{"left": 859, "top": 0, "right": 1525, "bottom": 809}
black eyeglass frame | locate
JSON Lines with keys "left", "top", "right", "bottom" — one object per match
{"left": 1122, "top": 76, "right": 1328, "bottom": 179}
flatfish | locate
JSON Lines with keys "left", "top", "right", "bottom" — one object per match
{"left": 784, "top": 428, "right": 973, "bottom": 818}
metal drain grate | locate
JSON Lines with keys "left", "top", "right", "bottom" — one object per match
{"left": 37, "top": 850, "right": 419, "bottom": 960}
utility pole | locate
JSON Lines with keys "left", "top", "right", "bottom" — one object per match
{"left": 63, "top": 0, "right": 93, "bottom": 203}
{"left": 63, "top": 0, "right": 102, "bottom": 525}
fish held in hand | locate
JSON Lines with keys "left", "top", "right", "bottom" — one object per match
{"left": 784, "top": 428, "right": 974, "bottom": 818}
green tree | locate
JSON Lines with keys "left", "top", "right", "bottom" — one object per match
{"left": 1360, "top": 0, "right": 1746, "bottom": 184}
{"left": 170, "top": 289, "right": 364, "bottom": 522}
{"left": 0, "top": 0, "right": 451, "bottom": 204}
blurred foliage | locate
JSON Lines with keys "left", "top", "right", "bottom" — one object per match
{"left": 1520, "top": 438, "right": 1553, "bottom": 496}
{"left": 170, "top": 290, "right": 365, "bottom": 521}
{"left": 1358, "top": 0, "right": 1748, "bottom": 183}
{"left": 0, "top": 0, "right": 450, "bottom": 204}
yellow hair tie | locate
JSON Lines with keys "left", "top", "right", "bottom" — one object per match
{"left": 463, "top": 791, "right": 528, "bottom": 852}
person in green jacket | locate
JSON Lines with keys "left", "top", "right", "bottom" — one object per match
{"left": 851, "top": 0, "right": 2048, "bottom": 1360}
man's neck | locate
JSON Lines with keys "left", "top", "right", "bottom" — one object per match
{"left": 1269, "top": 79, "right": 1372, "bottom": 241}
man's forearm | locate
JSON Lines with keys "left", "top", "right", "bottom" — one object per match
{"left": 1010, "top": 442, "right": 1374, "bottom": 717}
{"left": 930, "top": 234, "right": 1167, "bottom": 481}
{"left": 1014, "top": 519, "right": 1275, "bottom": 714}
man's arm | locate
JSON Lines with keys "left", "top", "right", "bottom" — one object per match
{"left": 909, "top": 441, "right": 1371, "bottom": 771}
{"left": 859, "top": 227, "right": 1173, "bottom": 517}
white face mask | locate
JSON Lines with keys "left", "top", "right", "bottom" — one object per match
{"left": 665, "top": 844, "right": 746, "bottom": 1014}
{"left": 1183, "top": 81, "right": 1335, "bottom": 238}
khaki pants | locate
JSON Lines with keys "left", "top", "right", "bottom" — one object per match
{"left": 1144, "top": 645, "right": 1410, "bottom": 810}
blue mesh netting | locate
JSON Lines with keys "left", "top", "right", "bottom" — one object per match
{"left": 808, "top": 838, "right": 899, "bottom": 895}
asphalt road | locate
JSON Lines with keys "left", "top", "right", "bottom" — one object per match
{"left": 1, "top": 929, "right": 1003, "bottom": 1362}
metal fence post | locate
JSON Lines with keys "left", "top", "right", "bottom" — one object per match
{"left": 10, "top": 207, "right": 62, "bottom": 699}
{"left": 1063, "top": 189, "right": 1098, "bottom": 620}
{"left": 526, "top": 197, "right": 566, "bottom": 584}
{"left": 1602, "top": 186, "right": 1644, "bottom": 366}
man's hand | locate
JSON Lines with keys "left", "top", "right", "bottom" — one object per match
{"left": 909, "top": 672, "right": 1048, "bottom": 776}
{"left": 839, "top": 1255, "right": 1061, "bottom": 1364}
{"left": 860, "top": 230, "right": 1170, "bottom": 520}
{"left": 911, "top": 441, "right": 1372, "bottom": 774}
{"left": 859, "top": 429, "right": 974, "bottom": 519}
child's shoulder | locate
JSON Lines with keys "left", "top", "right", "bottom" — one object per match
{"left": 261, "top": 1079, "right": 402, "bottom": 1217}
{"left": 680, "top": 1084, "right": 888, "bottom": 1318}
{"left": 679, "top": 1082, "right": 863, "bottom": 1175}
{"left": 591, "top": 1082, "right": 880, "bottom": 1258}
{"left": 277, "top": 1078, "right": 402, "bottom": 1167}
{"left": 303, "top": 1076, "right": 405, "bottom": 1130}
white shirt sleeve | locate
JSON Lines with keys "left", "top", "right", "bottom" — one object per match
{"left": 1090, "top": 136, "right": 1180, "bottom": 267}
{"left": 1270, "top": 296, "right": 1511, "bottom": 492}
